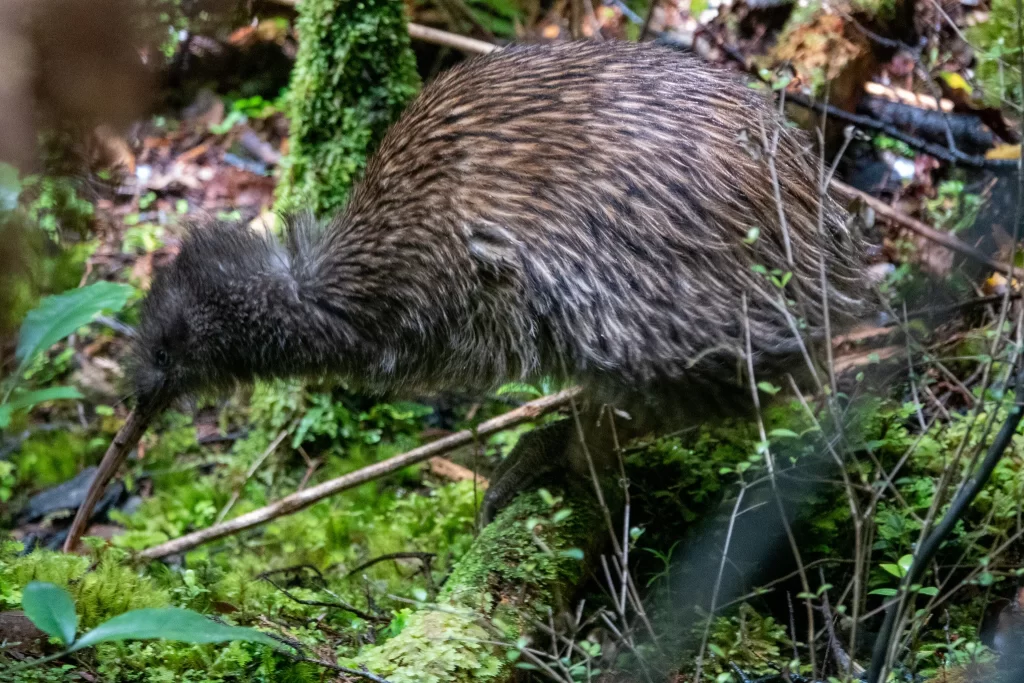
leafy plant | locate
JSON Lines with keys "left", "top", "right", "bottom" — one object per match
{"left": 925, "top": 180, "right": 982, "bottom": 235}
{"left": 8, "top": 581, "right": 283, "bottom": 672}
{"left": 1, "top": 281, "right": 134, "bottom": 428}
{"left": 21, "top": 175, "right": 95, "bottom": 238}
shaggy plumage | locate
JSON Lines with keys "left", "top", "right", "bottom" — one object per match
{"left": 133, "top": 41, "right": 870, "bottom": 514}
{"left": 137, "top": 41, "right": 866, "bottom": 406}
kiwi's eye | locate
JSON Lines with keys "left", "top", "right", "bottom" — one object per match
{"left": 154, "top": 349, "right": 170, "bottom": 369}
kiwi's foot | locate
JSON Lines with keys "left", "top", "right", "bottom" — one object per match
{"left": 481, "top": 419, "right": 573, "bottom": 525}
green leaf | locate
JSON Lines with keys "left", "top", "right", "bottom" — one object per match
{"left": 495, "top": 382, "right": 542, "bottom": 397}
{"left": 559, "top": 548, "right": 585, "bottom": 561}
{"left": 22, "top": 582, "right": 78, "bottom": 646}
{"left": 68, "top": 608, "right": 282, "bottom": 653}
{"left": 15, "top": 282, "right": 134, "bottom": 375}
{"left": 869, "top": 588, "right": 899, "bottom": 596}
{"left": 537, "top": 488, "right": 555, "bottom": 506}
{"left": 898, "top": 554, "right": 914, "bottom": 573}
{"left": 0, "top": 386, "right": 83, "bottom": 428}
{"left": 552, "top": 508, "right": 572, "bottom": 523}
{"left": 757, "top": 381, "right": 780, "bottom": 395}
{"left": 917, "top": 586, "right": 939, "bottom": 596}
{"left": 769, "top": 428, "right": 799, "bottom": 439}
{"left": 881, "top": 563, "right": 905, "bottom": 578}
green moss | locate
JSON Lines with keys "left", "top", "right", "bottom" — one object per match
{"left": 14, "top": 431, "right": 96, "bottom": 489}
{"left": 275, "top": 0, "right": 421, "bottom": 216}
{"left": 358, "top": 608, "right": 503, "bottom": 683}
{"left": 357, "top": 487, "right": 604, "bottom": 682}
{"left": 442, "top": 488, "right": 600, "bottom": 611}
{"left": 1, "top": 546, "right": 169, "bottom": 629}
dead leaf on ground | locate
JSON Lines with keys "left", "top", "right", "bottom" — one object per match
{"left": 428, "top": 457, "right": 489, "bottom": 487}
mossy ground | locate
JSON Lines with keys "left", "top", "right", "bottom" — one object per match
{"left": 4, "top": 372, "right": 1024, "bottom": 681}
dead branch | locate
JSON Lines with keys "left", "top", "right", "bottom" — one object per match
{"left": 787, "top": 92, "right": 1015, "bottom": 169}
{"left": 138, "top": 388, "right": 580, "bottom": 560}
{"left": 427, "top": 456, "right": 489, "bottom": 485}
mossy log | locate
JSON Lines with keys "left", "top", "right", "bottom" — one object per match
{"left": 275, "top": 0, "right": 421, "bottom": 216}
{"left": 355, "top": 487, "right": 607, "bottom": 683}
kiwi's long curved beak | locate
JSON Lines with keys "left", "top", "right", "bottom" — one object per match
{"left": 62, "top": 393, "right": 167, "bottom": 553}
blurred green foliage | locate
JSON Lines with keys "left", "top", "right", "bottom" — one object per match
{"left": 966, "top": 0, "right": 1023, "bottom": 108}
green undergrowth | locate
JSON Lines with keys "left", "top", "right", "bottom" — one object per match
{"left": 6, "top": 376, "right": 1024, "bottom": 680}
{"left": 1, "top": 376, "right": 532, "bottom": 681}
{"left": 621, "top": 387, "right": 1024, "bottom": 679}
{"left": 357, "top": 486, "right": 604, "bottom": 683}
{"left": 966, "top": 0, "right": 1023, "bottom": 108}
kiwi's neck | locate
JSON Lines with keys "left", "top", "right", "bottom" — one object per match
{"left": 239, "top": 277, "right": 359, "bottom": 386}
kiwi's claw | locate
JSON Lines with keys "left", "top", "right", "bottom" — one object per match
{"left": 481, "top": 419, "right": 573, "bottom": 525}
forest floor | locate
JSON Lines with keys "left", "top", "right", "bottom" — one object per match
{"left": 3, "top": 0, "right": 1024, "bottom": 682}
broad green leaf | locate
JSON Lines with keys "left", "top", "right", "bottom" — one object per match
{"left": 0, "top": 386, "right": 83, "bottom": 428}
{"left": 881, "top": 563, "right": 905, "bottom": 578}
{"left": 15, "top": 282, "right": 134, "bottom": 375}
{"left": 868, "top": 588, "right": 899, "bottom": 597}
{"left": 22, "top": 582, "right": 78, "bottom": 646}
{"left": 898, "top": 554, "right": 914, "bottom": 573}
{"left": 69, "top": 608, "right": 282, "bottom": 652}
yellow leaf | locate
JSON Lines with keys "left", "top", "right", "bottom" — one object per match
{"left": 938, "top": 71, "right": 973, "bottom": 94}
{"left": 987, "top": 144, "right": 1021, "bottom": 161}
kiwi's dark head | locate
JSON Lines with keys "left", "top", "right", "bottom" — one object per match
{"left": 130, "top": 220, "right": 291, "bottom": 414}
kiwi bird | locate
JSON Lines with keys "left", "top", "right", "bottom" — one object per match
{"left": 67, "top": 40, "right": 869, "bottom": 549}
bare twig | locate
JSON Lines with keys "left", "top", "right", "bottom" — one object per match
{"left": 407, "top": 22, "right": 497, "bottom": 55}
{"left": 639, "top": 0, "right": 659, "bottom": 41}
{"left": 139, "top": 388, "right": 580, "bottom": 560}
{"left": 216, "top": 428, "right": 289, "bottom": 523}
{"left": 345, "top": 552, "right": 436, "bottom": 578}
{"left": 259, "top": 573, "right": 383, "bottom": 623}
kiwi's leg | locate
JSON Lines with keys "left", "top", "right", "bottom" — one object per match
{"left": 481, "top": 418, "right": 574, "bottom": 524}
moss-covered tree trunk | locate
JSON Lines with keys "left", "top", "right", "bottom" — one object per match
{"left": 354, "top": 488, "right": 607, "bottom": 683}
{"left": 275, "top": 0, "right": 421, "bottom": 216}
